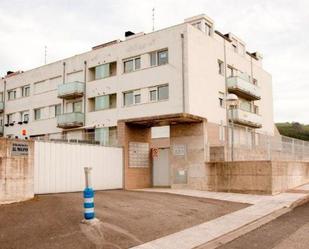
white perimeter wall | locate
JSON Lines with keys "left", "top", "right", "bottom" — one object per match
{"left": 34, "top": 141, "right": 123, "bottom": 194}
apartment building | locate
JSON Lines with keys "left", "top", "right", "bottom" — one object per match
{"left": 0, "top": 14, "right": 274, "bottom": 146}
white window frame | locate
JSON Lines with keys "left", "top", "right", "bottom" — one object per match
{"left": 8, "top": 89, "right": 17, "bottom": 100}
{"left": 149, "top": 84, "right": 169, "bottom": 102}
{"left": 150, "top": 49, "right": 168, "bottom": 67}
{"left": 123, "top": 56, "right": 141, "bottom": 73}
{"left": 22, "top": 85, "right": 30, "bottom": 97}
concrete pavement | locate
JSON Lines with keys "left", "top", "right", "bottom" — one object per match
{"left": 133, "top": 184, "right": 309, "bottom": 249}
{"left": 217, "top": 201, "right": 309, "bottom": 249}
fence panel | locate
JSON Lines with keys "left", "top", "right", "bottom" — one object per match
{"left": 34, "top": 141, "right": 123, "bottom": 194}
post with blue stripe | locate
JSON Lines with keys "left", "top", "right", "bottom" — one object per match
{"left": 83, "top": 167, "right": 95, "bottom": 220}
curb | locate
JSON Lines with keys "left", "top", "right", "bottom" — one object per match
{"left": 195, "top": 195, "right": 309, "bottom": 249}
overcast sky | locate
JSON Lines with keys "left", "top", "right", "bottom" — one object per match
{"left": 0, "top": 0, "right": 308, "bottom": 123}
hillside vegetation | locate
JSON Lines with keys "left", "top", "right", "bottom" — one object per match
{"left": 276, "top": 122, "right": 309, "bottom": 141}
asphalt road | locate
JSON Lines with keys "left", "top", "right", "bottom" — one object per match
{"left": 0, "top": 190, "right": 248, "bottom": 249}
{"left": 218, "top": 200, "right": 309, "bottom": 249}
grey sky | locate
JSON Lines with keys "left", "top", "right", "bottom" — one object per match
{"left": 0, "top": 0, "right": 308, "bottom": 123}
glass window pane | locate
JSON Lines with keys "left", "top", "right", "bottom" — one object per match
{"left": 150, "top": 90, "right": 157, "bottom": 101}
{"left": 95, "top": 64, "right": 110, "bottom": 80}
{"left": 73, "top": 101, "right": 82, "bottom": 112}
{"left": 135, "top": 58, "right": 141, "bottom": 70}
{"left": 55, "top": 104, "right": 61, "bottom": 116}
{"left": 124, "top": 92, "right": 133, "bottom": 106}
{"left": 23, "top": 113, "right": 29, "bottom": 122}
{"left": 134, "top": 94, "right": 141, "bottom": 104}
{"left": 158, "top": 50, "right": 168, "bottom": 65}
{"left": 35, "top": 109, "right": 41, "bottom": 120}
{"left": 150, "top": 52, "right": 157, "bottom": 66}
{"left": 95, "top": 127, "right": 109, "bottom": 146}
{"left": 158, "top": 85, "right": 169, "bottom": 100}
{"left": 124, "top": 60, "right": 133, "bottom": 73}
{"left": 95, "top": 95, "right": 110, "bottom": 110}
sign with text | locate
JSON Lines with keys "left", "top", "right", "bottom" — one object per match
{"left": 173, "top": 144, "right": 186, "bottom": 156}
{"left": 11, "top": 142, "right": 29, "bottom": 156}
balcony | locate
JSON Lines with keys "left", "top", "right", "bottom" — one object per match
{"left": 227, "top": 76, "right": 261, "bottom": 100}
{"left": 57, "top": 112, "right": 84, "bottom": 129}
{"left": 0, "top": 102, "right": 4, "bottom": 112}
{"left": 58, "top": 81, "right": 85, "bottom": 99}
{"left": 229, "top": 108, "right": 262, "bottom": 128}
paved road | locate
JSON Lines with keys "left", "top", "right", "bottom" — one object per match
{"left": 218, "top": 201, "right": 309, "bottom": 249}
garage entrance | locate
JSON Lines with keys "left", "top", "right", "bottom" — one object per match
{"left": 153, "top": 148, "right": 170, "bottom": 187}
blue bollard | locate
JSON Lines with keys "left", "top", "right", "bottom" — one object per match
{"left": 83, "top": 187, "right": 95, "bottom": 220}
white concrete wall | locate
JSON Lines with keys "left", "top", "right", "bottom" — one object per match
{"left": 34, "top": 141, "right": 123, "bottom": 194}
{"left": 0, "top": 14, "right": 275, "bottom": 138}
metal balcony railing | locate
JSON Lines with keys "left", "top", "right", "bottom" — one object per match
{"left": 57, "top": 112, "right": 84, "bottom": 129}
{"left": 58, "top": 81, "right": 85, "bottom": 99}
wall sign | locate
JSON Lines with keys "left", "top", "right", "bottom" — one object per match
{"left": 173, "top": 144, "right": 186, "bottom": 156}
{"left": 11, "top": 142, "right": 29, "bottom": 156}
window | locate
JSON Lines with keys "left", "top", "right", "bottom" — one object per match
{"left": 95, "top": 126, "right": 118, "bottom": 146}
{"left": 218, "top": 60, "right": 224, "bottom": 75}
{"left": 158, "top": 50, "right": 168, "bottom": 65}
{"left": 124, "top": 91, "right": 141, "bottom": 106}
{"left": 73, "top": 101, "right": 82, "bottom": 113}
{"left": 134, "top": 57, "right": 141, "bottom": 70}
{"left": 123, "top": 57, "right": 141, "bottom": 73}
{"left": 240, "top": 100, "right": 252, "bottom": 112}
{"left": 8, "top": 90, "right": 16, "bottom": 100}
{"left": 7, "top": 114, "right": 13, "bottom": 124}
{"left": 158, "top": 85, "right": 169, "bottom": 101}
{"left": 21, "top": 111, "right": 29, "bottom": 122}
{"left": 34, "top": 109, "right": 41, "bottom": 120}
{"left": 150, "top": 49, "right": 168, "bottom": 66}
{"left": 22, "top": 85, "right": 30, "bottom": 97}
{"left": 95, "top": 95, "right": 109, "bottom": 110}
{"left": 93, "top": 62, "right": 117, "bottom": 80}
{"left": 150, "top": 89, "right": 157, "bottom": 101}
{"left": 219, "top": 92, "right": 225, "bottom": 108}
{"left": 124, "top": 60, "right": 133, "bottom": 73}
{"left": 227, "top": 66, "right": 235, "bottom": 77}
{"left": 124, "top": 91, "right": 133, "bottom": 106}
{"left": 150, "top": 52, "right": 157, "bottom": 66}
{"left": 253, "top": 78, "right": 258, "bottom": 85}
{"left": 134, "top": 93, "right": 141, "bottom": 104}
{"left": 95, "top": 64, "right": 110, "bottom": 79}
{"left": 254, "top": 105, "right": 259, "bottom": 114}
{"left": 55, "top": 104, "right": 61, "bottom": 116}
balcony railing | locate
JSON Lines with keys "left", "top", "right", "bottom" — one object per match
{"left": 229, "top": 108, "right": 262, "bottom": 128}
{"left": 57, "top": 112, "right": 84, "bottom": 129}
{"left": 227, "top": 76, "right": 261, "bottom": 100}
{"left": 0, "top": 102, "right": 4, "bottom": 112}
{"left": 58, "top": 81, "right": 85, "bottom": 99}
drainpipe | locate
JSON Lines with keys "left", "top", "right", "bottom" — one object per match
{"left": 83, "top": 61, "right": 87, "bottom": 137}
{"left": 223, "top": 39, "right": 230, "bottom": 153}
{"left": 181, "top": 33, "right": 186, "bottom": 113}
{"left": 62, "top": 62, "right": 66, "bottom": 114}
{"left": 3, "top": 80, "right": 6, "bottom": 136}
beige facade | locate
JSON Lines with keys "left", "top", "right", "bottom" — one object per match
{"left": 0, "top": 14, "right": 274, "bottom": 144}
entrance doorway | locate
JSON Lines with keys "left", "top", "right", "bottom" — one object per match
{"left": 153, "top": 148, "right": 170, "bottom": 187}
